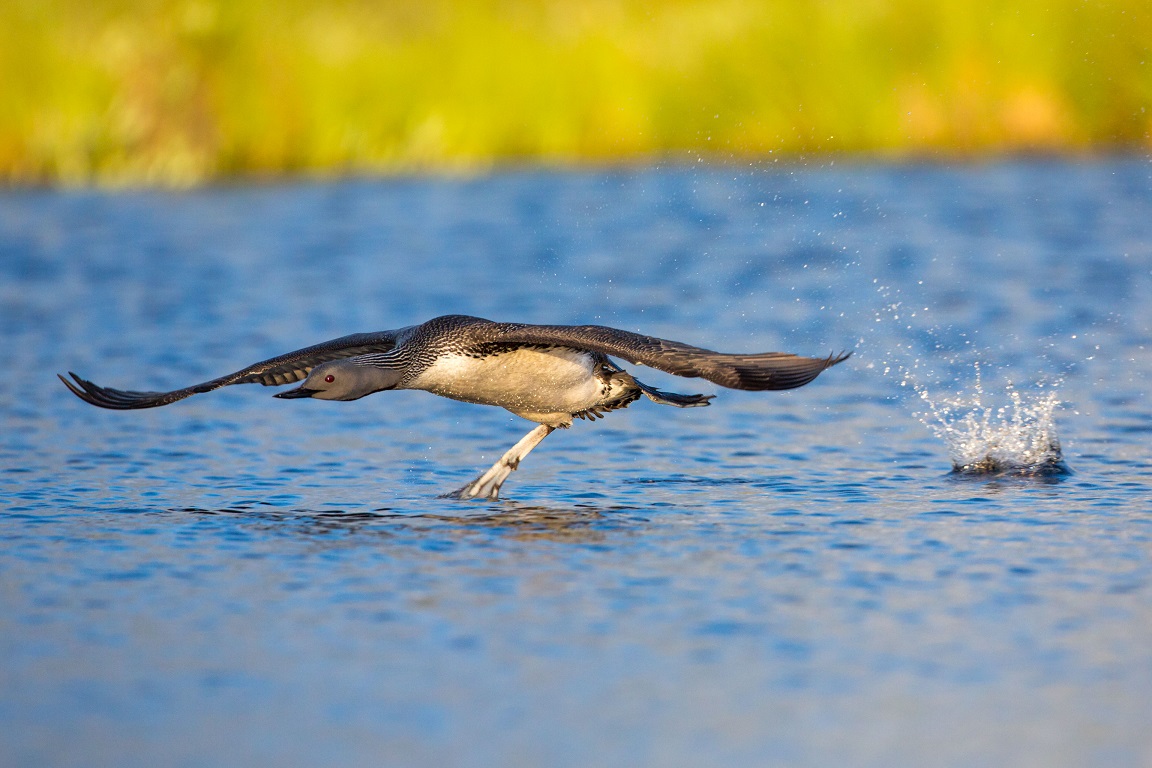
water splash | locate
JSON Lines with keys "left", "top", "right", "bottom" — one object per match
{"left": 862, "top": 282, "right": 1070, "bottom": 476}
{"left": 913, "top": 365, "right": 1069, "bottom": 476}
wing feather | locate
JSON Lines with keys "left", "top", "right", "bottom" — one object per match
{"left": 483, "top": 323, "right": 850, "bottom": 391}
{"left": 60, "top": 330, "right": 403, "bottom": 410}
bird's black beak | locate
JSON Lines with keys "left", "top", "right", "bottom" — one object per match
{"left": 274, "top": 385, "right": 319, "bottom": 399}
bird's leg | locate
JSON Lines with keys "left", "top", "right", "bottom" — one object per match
{"left": 445, "top": 424, "right": 556, "bottom": 501}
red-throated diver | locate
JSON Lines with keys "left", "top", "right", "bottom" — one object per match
{"left": 60, "top": 314, "right": 850, "bottom": 500}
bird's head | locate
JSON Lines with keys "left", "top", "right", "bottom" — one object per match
{"left": 274, "top": 360, "right": 402, "bottom": 401}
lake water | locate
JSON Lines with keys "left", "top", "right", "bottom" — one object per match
{"left": 2, "top": 159, "right": 1151, "bottom": 767}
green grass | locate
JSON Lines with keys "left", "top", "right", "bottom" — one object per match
{"left": 3, "top": 0, "right": 1150, "bottom": 185}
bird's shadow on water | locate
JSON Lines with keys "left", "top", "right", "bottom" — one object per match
{"left": 174, "top": 499, "right": 646, "bottom": 544}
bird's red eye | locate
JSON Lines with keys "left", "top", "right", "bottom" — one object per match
{"left": 325, "top": 375, "right": 335, "bottom": 383}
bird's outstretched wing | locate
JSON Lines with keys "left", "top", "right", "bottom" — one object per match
{"left": 483, "top": 323, "right": 850, "bottom": 391}
{"left": 60, "top": 330, "right": 405, "bottom": 410}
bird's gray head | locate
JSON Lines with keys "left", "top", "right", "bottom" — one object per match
{"left": 274, "top": 359, "right": 402, "bottom": 401}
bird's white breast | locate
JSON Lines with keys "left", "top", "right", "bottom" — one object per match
{"left": 405, "top": 347, "right": 604, "bottom": 423}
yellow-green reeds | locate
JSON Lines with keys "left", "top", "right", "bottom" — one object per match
{"left": 3, "top": 0, "right": 1150, "bottom": 185}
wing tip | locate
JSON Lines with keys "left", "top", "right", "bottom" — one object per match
{"left": 59, "top": 372, "right": 84, "bottom": 398}
{"left": 58, "top": 371, "right": 152, "bottom": 410}
{"left": 729, "top": 348, "right": 851, "bottom": 391}
{"left": 826, "top": 349, "right": 852, "bottom": 367}
{"left": 59, "top": 371, "right": 108, "bottom": 408}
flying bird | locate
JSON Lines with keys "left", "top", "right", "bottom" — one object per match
{"left": 61, "top": 315, "right": 849, "bottom": 499}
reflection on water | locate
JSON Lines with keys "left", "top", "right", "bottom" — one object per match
{"left": 3, "top": 159, "right": 1152, "bottom": 767}
{"left": 407, "top": 502, "right": 629, "bottom": 543}
{"left": 178, "top": 501, "right": 629, "bottom": 544}
{"left": 945, "top": 471, "right": 1069, "bottom": 490}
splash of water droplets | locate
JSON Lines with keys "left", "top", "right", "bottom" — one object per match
{"left": 913, "top": 366, "right": 1068, "bottom": 476}
{"left": 864, "top": 282, "right": 1069, "bottom": 476}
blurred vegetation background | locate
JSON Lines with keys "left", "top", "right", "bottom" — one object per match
{"left": 3, "top": 0, "right": 1150, "bottom": 185}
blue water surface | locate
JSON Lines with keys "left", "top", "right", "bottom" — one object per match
{"left": 2, "top": 159, "right": 1151, "bottom": 767}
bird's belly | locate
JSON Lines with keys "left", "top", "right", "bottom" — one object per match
{"left": 405, "top": 348, "right": 604, "bottom": 423}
